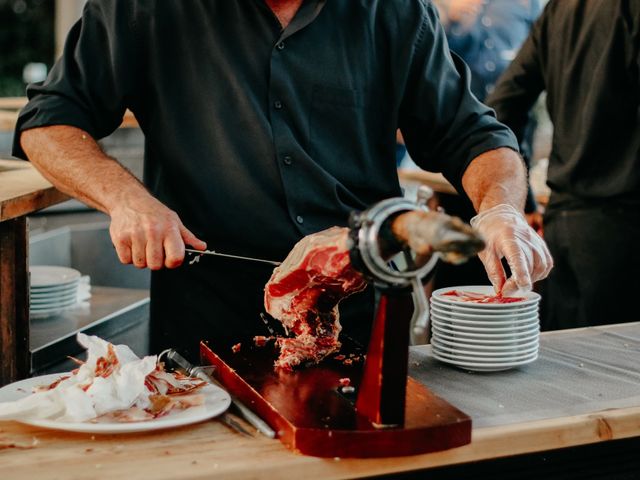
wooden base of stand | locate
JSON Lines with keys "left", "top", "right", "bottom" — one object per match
{"left": 200, "top": 337, "right": 471, "bottom": 458}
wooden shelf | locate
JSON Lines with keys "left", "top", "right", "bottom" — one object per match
{"left": 0, "top": 159, "right": 68, "bottom": 222}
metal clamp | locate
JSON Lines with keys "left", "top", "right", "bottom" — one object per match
{"left": 349, "top": 197, "right": 440, "bottom": 288}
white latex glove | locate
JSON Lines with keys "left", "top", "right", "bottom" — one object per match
{"left": 470, "top": 204, "right": 553, "bottom": 295}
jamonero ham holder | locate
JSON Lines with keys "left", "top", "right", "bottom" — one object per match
{"left": 201, "top": 187, "right": 485, "bottom": 457}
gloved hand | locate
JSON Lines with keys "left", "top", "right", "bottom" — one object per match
{"left": 470, "top": 204, "right": 553, "bottom": 295}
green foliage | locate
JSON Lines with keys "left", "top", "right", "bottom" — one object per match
{"left": 0, "top": 0, "right": 54, "bottom": 96}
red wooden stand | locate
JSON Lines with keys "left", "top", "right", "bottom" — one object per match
{"left": 200, "top": 292, "right": 471, "bottom": 457}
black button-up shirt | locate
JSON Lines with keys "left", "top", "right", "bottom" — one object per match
{"left": 487, "top": 0, "right": 640, "bottom": 210}
{"left": 13, "top": 0, "right": 517, "bottom": 354}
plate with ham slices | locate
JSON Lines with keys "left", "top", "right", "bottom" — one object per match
{"left": 431, "top": 285, "right": 540, "bottom": 309}
{"left": 429, "top": 286, "right": 541, "bottom": 372}
{"left": 0, "top": 333, "right": 231, "bottom": 433}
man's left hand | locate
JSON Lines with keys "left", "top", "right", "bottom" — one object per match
{"left": 471, "top": 204, "right": 553, "bottom": 295}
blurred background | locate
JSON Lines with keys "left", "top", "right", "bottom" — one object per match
{"left": 0, "top": 0, "right": 84, "bottom": 95}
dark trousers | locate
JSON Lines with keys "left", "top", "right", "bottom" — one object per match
{"left": 540, "top": 205, "right": 640, "bottom": 331}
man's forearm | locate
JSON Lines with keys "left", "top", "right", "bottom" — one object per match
{"left": 461, "top": 147, "right": 528, "bottom": 213}
{"left": 20, "top": 125, "right": 148, "bottom": 214}
{"left": 20, "top": 125, "right": 206, "bottom": 270}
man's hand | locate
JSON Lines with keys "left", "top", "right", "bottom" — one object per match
{"left": 20, "top": 125, "right": 207, "bottom": 271}
{"left": 461, "top": 148, "right": 553, "bottom": 294}
{"left": 471, "top": 204, "right": 553, "bottom": 294}
{"left": 109, "top": 194, "right": 206, "bottom": 270}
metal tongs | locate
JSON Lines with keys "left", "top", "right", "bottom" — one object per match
{"left": 159, "top": 349, "right": 275, "bottom": 439}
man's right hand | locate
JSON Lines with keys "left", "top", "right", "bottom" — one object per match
{"left": 20, "top": 125, "right": 207, "bottom": 271}
{"left": 109, "top": 194, "right": 207, "bottom": 270}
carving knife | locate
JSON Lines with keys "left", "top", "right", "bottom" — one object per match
{"left": 185, "top": 249, "right": 282, "bottom": 266}
{"left": 160, "top": 349, "right": 276, "bottom": 439}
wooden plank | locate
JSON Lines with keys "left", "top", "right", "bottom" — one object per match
{"left": 0, "top": 97, "right": 27, "bottom": 110}
{"left": 0, "top": 217, "right": 29, "bottom": 386}
{"left": 0, "top": 111, "right": 17, "bottom": 132}
{"left": 0, "top": 405, "right": 638, "bottom": 479}
{"left": 201, "top": 335, "right": 471, "bottom": 458}
{"left": 0, "top": 159, "right": 69, "bottom": 222}
{"left": 398, "top": 168, "right": 458, "bottom": 195}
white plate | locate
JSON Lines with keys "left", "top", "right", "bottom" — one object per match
{"left": 29, "top": 266, "right": 82, "bottom": 288}
{"left": 432, "top": 341, "right": 538, "bottom": 358}
{"left": 0, "top": 374, "right": 231, "bottom": 434}
{"left": 30, "top": 309, "right": 68, "bottom": 319}
{"left": 432, "top": 329, "right": 539, "bottom": 346}
{"left": 30, "top": 294, "right": 78, "bottom": 306}
{"left": 431, "top": 315, "right": 538, "bottom": 333}
{"left": 30, "top": 303, "right": 78, "bottom": 314}
{"left": 431, "top": 285, "right": 540, "bottom": 309}
{"left": 31, "top": 287, "right": 79, "bottom": 299}
{"left": 430, "top": 304, "right": 539, "bottom": 321}
{"left": 30, "top": 280, "right": 79, "bottom": 291}
{"left": 431, "top": 322, "right": 540, "bottom": 343}
{"left": 430, "top": 314, "right": 539, "bottom": 328}
{"left": 431, "top": 351, "right": 538, "bottom": 372}
{"left": 431, "top": 346, "right": 538, "bottom": 363}
{"left": 430, "top": 299, "right": 539, "bottom": 315}
{"left": 431, "top": 334, "right": 539, "bottom": 351}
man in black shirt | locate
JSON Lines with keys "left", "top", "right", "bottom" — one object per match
{"left": 14, "top": 0, "right": 552, "bottom": 357}
{"left": 487, "top": 0, "right": 640, "bottom": 330}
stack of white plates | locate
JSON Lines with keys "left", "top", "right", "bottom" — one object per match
{"left": 430, "top": 285, "right": 541, "bottom": 372}
{"left": 29, "top": 266, "right": 82, "bottom": 318}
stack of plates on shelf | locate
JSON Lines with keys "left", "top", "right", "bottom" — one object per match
{"left": 29, "top": 266, "right": 82, "bottom": 319}
{"left": 429, "top": 285, "right": 541, "bottom": 372}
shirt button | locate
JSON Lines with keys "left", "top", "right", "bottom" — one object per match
{"left": 481, "top": 16, "right": 492, "bottom": 27}
{"left": 283, "top": 155, "right": 292, "bottom": 165}
{"left": 296, "top": 215, "right": 304, "bottom": 224}
{"left": 274, "top": 100, "right": 283, "bottom": 109}
{"left": 276, "top": 42, "right": 285, "bottom": 50}
{"left": 484, "top": 38, "right": 495, "bottom": 49}
{"left": 484, "top": 61, "right": 496, "bottom": 72}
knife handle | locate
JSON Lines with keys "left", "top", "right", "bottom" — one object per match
{"left": 192, "top": 366, "right": 276, "bottom": 439}
{"left": 161, "top": 349, "right": 276, "bottom": 439}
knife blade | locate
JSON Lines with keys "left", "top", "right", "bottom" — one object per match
{"left": 160, "top": 349, "right": 276, "bottom": 439}
{"left": 185, "top": 248, "right": 282, "bottom": 266}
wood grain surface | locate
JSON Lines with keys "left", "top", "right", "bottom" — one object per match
{"left": 0, "top": 159, "right": 68, "bottom": 222}
{"left": 0, "top": 405, "right": 638, "bottom": 480}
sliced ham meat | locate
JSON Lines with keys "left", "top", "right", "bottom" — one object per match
{"left": 264, "top": 227, "right": 367, "bottom": 369}
{"left": 442, "top": 290, "right": 526, "bottom": 304}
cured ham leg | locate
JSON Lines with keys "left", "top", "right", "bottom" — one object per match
{"left": 264, "top": 227, "right": 367, "bottom": 369}
{"left": 264, "top": 210, "right": 484, "bottom": 370}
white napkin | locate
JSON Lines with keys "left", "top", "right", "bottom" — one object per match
{"left": 0, "top": 333, "right": 157, "bottom": 422}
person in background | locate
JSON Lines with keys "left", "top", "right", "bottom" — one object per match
{"left": 486, "top": 0, "right": 640, "bottom": 330}
{"left": 424, "top": 0, "right": 544, "bottom": 291}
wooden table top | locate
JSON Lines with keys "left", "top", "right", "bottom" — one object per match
{"left": 0, "top": 402, "right": 637, "bottom": 479}
{"left": 0, "top": 159, "right": 68, "bottom": 222}
{"left": 1, "top": 324, "right": 639, "bottom": 480}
